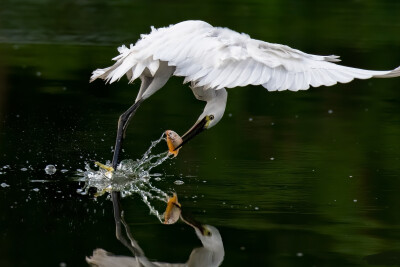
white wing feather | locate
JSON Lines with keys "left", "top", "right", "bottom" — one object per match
{"left": 91, "top": 20, "right": 400, "bottom": 91}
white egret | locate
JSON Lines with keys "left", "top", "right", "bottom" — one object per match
{"left": 91, "top": 20, "right": 400, "bottom": 168}
{"left": 86, "top": 225, "right": 223, "bottom": 267}
{"left": 86, "top": 216, "right": 224, "bottom": 267}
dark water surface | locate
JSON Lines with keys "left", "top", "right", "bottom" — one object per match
{"left": 1, "top": 1, "right": 400, "bottom": 266}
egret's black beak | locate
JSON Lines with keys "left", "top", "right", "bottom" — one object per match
{"left": 180, "top": 211, "right": 205, "bottom": 233}
{"left": 174, "top": 116, "right": 208, "bottom": 150}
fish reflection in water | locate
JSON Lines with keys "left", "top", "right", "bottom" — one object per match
{"left": 163, "top": 193, "right": 181, "bottom": 224}
{"left": 86, "top": 193, "right": 224, "bottom": 267}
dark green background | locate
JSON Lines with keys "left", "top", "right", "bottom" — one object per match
{"left": 0, "top": 0, "right": 399, "bottom": 266}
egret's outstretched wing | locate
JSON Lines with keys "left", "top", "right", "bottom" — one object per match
{"left": 160, "top": 21, "right": 400, "bottom": 91}
{"left": 91, "top": 20, "right": 400, "bottom": 91}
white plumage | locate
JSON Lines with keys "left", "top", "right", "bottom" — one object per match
{"left": 86, "top": 224, "right": 224, "bottom": 267}
{"left": 91, "top": 20, "right": 400, "bottom": 166}
{"left": 91, "top": 20, "right": 400, "bottom": 92}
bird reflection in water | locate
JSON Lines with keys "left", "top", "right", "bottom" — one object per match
{"left": 81, "top": 132, "right": 224, "bottom": 266}
{"left": 86, "top": 192, "right": 225, "bottom": 267}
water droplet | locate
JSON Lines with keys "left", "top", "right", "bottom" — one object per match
{"left": 104, "top": 171, "right": 113, "bottom": 179}
{"left": 45, "top": 165, "right": 56, "bottom": 175}
{"left": 21, "top": 168, "right": 28, "bottom": 171}
{"left": 1, "top": 182, "right": 10, "bottom": 188}
{"left": 76, "top": 134, "right": 177, "bottom": 223}
{"left": 249, "top": 117, "right": 253, "bottom": 122}
{"left": 61, "top": 169, "right": 68, "bottom": 173}
{"left": 254, "top": 207, "right": 259, "bottom": 210}
{"left": 174, "top": 180, "right": 184, "bottom": 185}
{"left": 32, "top": 188, "right": 39, "bottom": 192}
{"left": 328, "top": 109, "right": 333, "bottom": 114}
{"left": 296, "top": 252, "right": 303, "bottom": 257}
{"left": 353, "top": 199, "right": 358, "bottom": 203}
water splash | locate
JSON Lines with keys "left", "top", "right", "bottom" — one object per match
{"left": 77, "top": 133, "right": 174, "bottom": 222}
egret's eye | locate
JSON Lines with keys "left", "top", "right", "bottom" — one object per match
{"left": 209, "top": 115, "right": 214, "bottom": 120}
{"left": 203, "top": 229, "right": 212, "bottom": 236}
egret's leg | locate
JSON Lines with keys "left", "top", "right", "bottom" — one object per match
{"left": 111, "top": 64, "right": 174, "bottom": 169}
{"left": 110, "top": 74, "right": 154, "bottom": 170}
{"left": 111, "top": 98, "right": 144, "bottom": 170}
{"left": 111, "top": 191, "right": 137, "bottom": 255}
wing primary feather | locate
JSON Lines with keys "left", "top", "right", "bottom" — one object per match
{"left": 227, "top": 59, "right": 254, "bottom": 88}
{"left": 259, "top": 65, "right": 272, "bottom": 85}
{"left": 280, "top": 72, "right": 295, "bottom": 91}
{"left": 264, "top": 67, "right": 279, "bottom": 91}
{"left": 247, "top": 62, "right": 263, "bottom": 85}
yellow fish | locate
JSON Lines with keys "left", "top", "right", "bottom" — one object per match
{"left": 164, "top": 193, "right": 181, "bottom": 224}
{"left": 165, "top": 130, "right": 183, "bottom": 157}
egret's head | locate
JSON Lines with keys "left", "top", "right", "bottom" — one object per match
{"left": 175, "top": 89, "right": 227, "bottom": 150}
{"left": 184, "top": 220, "right": 225, "bottom": 266}
{"left": 194, "top": 224, "right": 223, "bottom": 249}
{"left": 180, "top": 214, "right": 224, "bottom": 251}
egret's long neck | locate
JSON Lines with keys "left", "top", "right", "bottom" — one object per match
{"left": 209, "top": 88, "right": 228, "bottom": 107}
{"left": 202, "top": 88, "right": 228, "bottom": 126}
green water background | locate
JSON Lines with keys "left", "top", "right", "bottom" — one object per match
{"left": 0, "top": 0, "right": 400, "bottom": 266}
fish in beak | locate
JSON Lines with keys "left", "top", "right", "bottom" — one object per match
{"left": 165, "top": 130, "right": 183, "bottom": 157}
